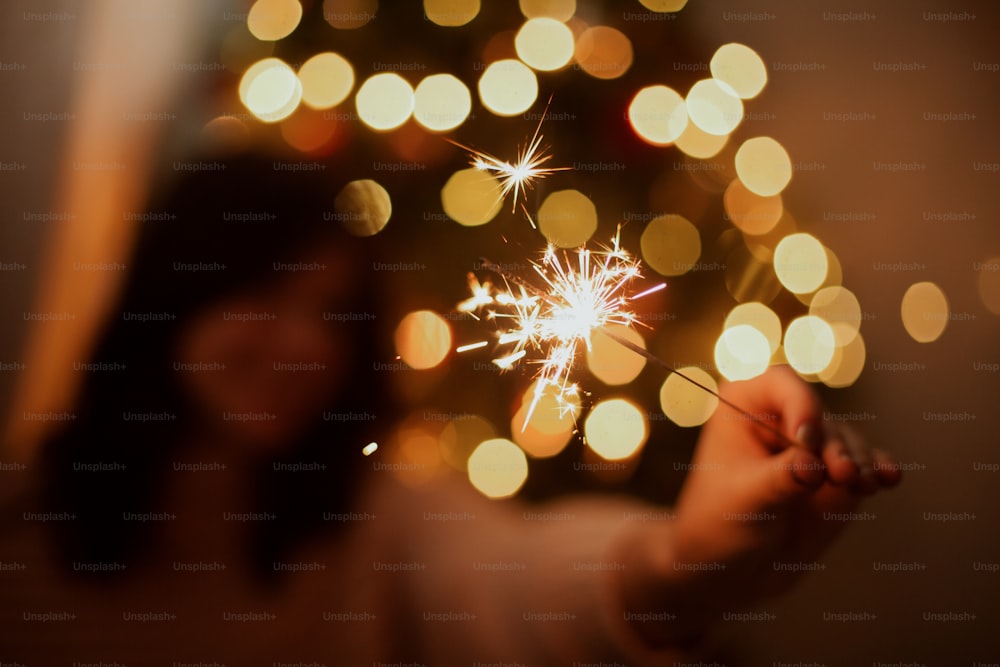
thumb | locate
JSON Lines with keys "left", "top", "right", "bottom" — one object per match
{"left": 753, "top": 446, "right": 825, "bottom": 510}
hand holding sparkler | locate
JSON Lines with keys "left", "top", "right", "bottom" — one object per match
{"left": 609, "top": 367, "right": 902, "bottom": 649}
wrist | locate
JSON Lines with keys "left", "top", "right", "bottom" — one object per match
{"left": 609, "top": 513, "right": 717, "bottom": 651}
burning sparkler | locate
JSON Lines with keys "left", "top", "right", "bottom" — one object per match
{"left": 448, "top": 99, "right": 569, "bottom": 219}
{"left": 457, "top": 233, "right": 804, "bottom": 450}
{"left": 457, "top": 230, "right": 665, "bottom": 423}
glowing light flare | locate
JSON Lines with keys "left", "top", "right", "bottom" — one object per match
{"left": 640, "top": 214, "right": 701, "bottom": 277}
{"left": 478, "top": 59, "right": 539, "bottom": 116}
{"left": 394, "top": 310, "right": 452, "bottom": 370}
{"left": 735, "top": 136, "right": 793, "bottom": 196}
{"left": 809, "top": 286, "right": 862, "bottom": 346}
{"left": 424, "top": 0, "right": 480, "bottom": 26}
{"left": 239, "top": 58, "right": 302, "bottom": 123}
{"left": 784, "top": 316, "right": 836, "bottom": 375}
{"left": 977, "top": 256, "right": 1000, "bottom": 314}
{"left": 280, "top": 107, "right": 338, "bottom": 153}
{"left": 362, "top": 442, "right": 379, "bottom": 456}
{"left": 584, "top": 398, "right": 647, "bottom": 461}
{"left": 639, "top": 0, "right": 687, "bottom": 11}
{"left": 298, "top": 52, "right": 354, "bottom": 109}
{"left": 414, "top": 74, "right": 471, "bottom": 132}
{"left": 710, "top": 43, "right": 768, "bottom": 99}
{"left": 467, "top": 438, "right": 529, "bottom": 498}
{"left": 438, "top": 415, "right": 495, "bottom": 471}
{"left": 724, "top": 302, "right": 781, "bottom": 354}
{"left": 441, "top": 168, "right": 503, "bottom": 226}
{"left": 511, "top": 381, "right": 577, "bottom": 458}
{"left": 686, "top": 78, "right": 743, "bottom": 136}
{"left": 675, "top": 118, "right": 728, "bottom": 159}
{"left": 355, "top": 73, "right": 414, "bottom": 131}
{"left": 773, "top": 233, "right": 828, "bottom": 294}
{"left": 515, "top": 17, "right": 575, "bottom": 71}
{"left": 660, "top": 366, "right": 719, "bottom": 427}
{"left": 628, "top": 85, "right": 687, "bottom": 146}
{"left": 901, "top": 281, "right": 949, "bottom": 343}
{"left": 723, "top": 178, "right": 783, "bottom": 236}
{"left": 586, "top": 323, "right": 646, "bottom": 386}
{"left": 574, "top": 26, "right": 632, "bottom": 80}
{"left": 818, "top": 331, "right": 866, "bottom": 388}
{"left": 247, "top": 0, "right": 302, "bottom": 41}
{"left": 519, "top": 0, "right": 575, "bottom": 21}
{"left": 334, "top": 179, "right": 392, "bottom": 236}
{"left": 323, "top": 0, "right": 376, "bottom": 29}
{"left": 537, "top": 189, "right": 598, "bottom": 248}
{"left": 714, "top": 324, "right": 771, "bottom": 381}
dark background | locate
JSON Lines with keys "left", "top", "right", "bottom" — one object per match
{"left": 1, "top": 1, "right": 998, "bottom": 664}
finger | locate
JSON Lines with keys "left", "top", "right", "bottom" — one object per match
{"left": 756, "top": 445, "right": 825, "bottom": 510}
{"left": 841, "top": 425, "right": 880, "bottom": 493}
{"left": 820, "top": 429, "right": 859, "bottom": 486}
{"left": 873, "top": 448, "right": 903, "bottom": 488}
{"left": 721, "top": 367, "right": 825, "bottom": 452}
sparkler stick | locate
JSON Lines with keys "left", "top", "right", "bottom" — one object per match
{"left": 596, "top": 328, "right": 805, "bottom": 451}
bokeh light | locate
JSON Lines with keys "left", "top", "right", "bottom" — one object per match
{"left": 818, "top": 331, "right": 867, "bottom": 388}
{"left": 510, "top": 381, "right": 578, "bottom": 458}
{"left": 639, "top": 0, "right": 687, "bottom": 11}
{"left": 686, "top": 78, "right": 743, "bottom": 136}
{"left": 773, "top": 233, "right": 828, "bottom": 294}
{"left": 574, "top": 26, "right": 632, "bottom": 80}
{"left": 675, "top": 119, "right": 728, "bottom": 158}
{"left": 586, "top": 323, "right": 646, "bottom": 385}
{"left": 441, "top": 168, "right": 503, "bottom": 226}
{"left": 724, "top": 244, "right": 783, "bottom": 304}
{"left": 280, "top": 108, "right": 338, "bottom": 153}
{"left": 239, "top": 58, "right": 302, "bottom": 123}
{"left": 584, "top": 398, "right": 647, "bottom": 461}
{"left": 901, "top": 281, "right": 949, "bottom": 343}
{"left": 323, "top": 0, "right": 377, "bottom": 29}
{"left": 809, "top": 286, "right": 862, "bottom": 345}
{"left": 537, "top": 189, "right": 597, "bottom": 247}
{"left": 478, "top": 59, "right": 539, "bottom": 116}
{"left": 394, "top": 310, "right": 453, "bottom": 370}
{"left": 298, "top": 52, "right": 355, "bottom": 109}
{"left": 976, "top": 256, "right": 1000, "bottom": 314}
{"left": 334, "top": 179, "right": 392, "bottom": 236}
{"left": 515, "top": 17, "right": 575, "bottom": 71}
{"left": 659, "top": 366, "right": 719, "bottom": 427}
{"left": 628, "top": 85, "right": 687, "bottom": 146}
{"left": 714, "top": 324, "right": 771, "bottom": 381}
{"left": 519, "top": 0, "right": 575, "bottom": 21}
{"left": 724, "top": 301, "right": 782, "bottom": 354}
{"left": 640, "top": 214, "right": 701, "bottom": 277}
{"left": 424, "top": 0, "right": 480, "bottom": 26}
{"left": 355, "top": 73, "right": 415, "bottom": 131}
{"left": 783, "top": 315, "right": 836, "bottom": 375}
{"left": 438, "top": 415, "right": 495, "bottom": 471}
{"left": 414, "top": 73, "right": 472, "bottom": 132}
{"left": 467, "top": 438, "right": 529, "bottom": 498}
{"left": 723, "top": 178, "right": 783, "bottom": 236}
{"left": 735, "top": 136, "right": 793, "bottom": 196}
{"left": 247, "top": 0, "right": 303, "bottom": 41}
{"left": 710, "top": 43, "right": 768, "bottom": 99}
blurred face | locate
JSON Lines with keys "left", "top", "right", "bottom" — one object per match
{"left": 173, "top": 243, "right": 361, "bottom": 453}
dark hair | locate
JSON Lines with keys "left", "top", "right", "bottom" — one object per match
{"left": 39, "top": 153, "right": 391, "bottom": 582}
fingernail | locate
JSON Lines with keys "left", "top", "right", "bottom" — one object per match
{"left": 796, "top": 422, "right": 825, "bottom": 452}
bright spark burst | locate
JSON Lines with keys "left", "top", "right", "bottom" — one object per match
{"left": 448, "top": 102, "right": 569, "bottom": 219}
{"left": 457, "top": 231, "right": 665, "bottom": 424}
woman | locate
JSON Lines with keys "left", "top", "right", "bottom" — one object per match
{"left": 0, "top": 152, "right": 900, "bottom": 665}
